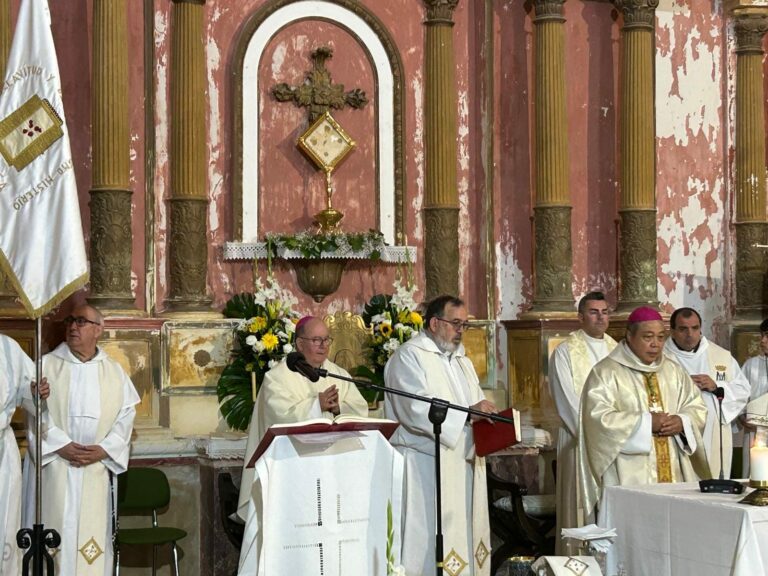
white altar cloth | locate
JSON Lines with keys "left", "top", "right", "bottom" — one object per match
{"left": 598, "top": 481, "right": 768, "bottom": 576}
{"left": 238, "top": 430, "right": 403, "bottom": 576}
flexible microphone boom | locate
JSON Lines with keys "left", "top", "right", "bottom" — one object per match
{"left": 699, "top": 385, "right": 744, "bottom": 494}
{"left": 286, "top": 351, "right": 328, "bottom": 382}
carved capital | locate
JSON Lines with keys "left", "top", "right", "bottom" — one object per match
{"left": 423, "top": 206, "right": 459, "bottom": 301}
{"left": 735, "top": 222, "right": 768, "bottom": 318}
{"left": 613, "top": 0, "right": 659, "bottom": 30}
{"left": 617, "top": 209, "right": 658, "bottom": 309}
{"left": 423, "top": 0, "right": 459, "bottom": 23}
{"left": 533, "top": 0, "right": 566, "bottom": 23}
{"left": 734, "top": 12, "right": 768, "bottom": 54}
{"left": 88, "top": 189, "right": 134, "bottom": 305}
{"left": 530, "top": 207, "right": 573, "bottom": 311}
{"left": 168, "top": 197, "right": 210, "bottom": 309}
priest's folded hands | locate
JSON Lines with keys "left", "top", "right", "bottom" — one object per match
{"left": 651, "top": 412, "right": 684, "bottom": 436}
{"left": 56, "top": 442, "right": 109, "bottom": 467}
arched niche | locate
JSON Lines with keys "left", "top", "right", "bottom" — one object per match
{"left": 231, "top": 0, "right": 405, "bottom": 246}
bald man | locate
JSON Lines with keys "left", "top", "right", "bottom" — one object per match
{"left": 236, "top": 316, "right": 369, "bottom": 520}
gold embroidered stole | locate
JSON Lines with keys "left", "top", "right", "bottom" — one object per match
{"left": 643, "top": 371, "right": 673, "bottom": 483}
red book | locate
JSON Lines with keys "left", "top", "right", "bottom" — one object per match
{"left": 472, "top": 408, "right": 521, "bottom": 457}
{"left": 249, "top": 416, "right": 399, "bottom": 467}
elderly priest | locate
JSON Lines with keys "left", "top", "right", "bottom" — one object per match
{"left": 237, "top": 315, "right": 369, "bottom": 520}
{"left": 577, "top": 306, "right": 709, "bottom": 519}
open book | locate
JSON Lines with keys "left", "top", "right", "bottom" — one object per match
{"left": 249, "top": 416, "right": 399, "bottom": 466}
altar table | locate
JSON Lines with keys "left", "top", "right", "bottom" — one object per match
{"left": 598, "top": 482, "right": 768, "bottom": 576}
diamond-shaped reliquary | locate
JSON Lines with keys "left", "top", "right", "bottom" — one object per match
{"left": 297, "top": 111, "right": 355, "bottom": 173}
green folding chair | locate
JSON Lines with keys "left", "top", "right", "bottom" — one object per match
{"left": 114, "top": 467, "right": 187, "bottom": 576}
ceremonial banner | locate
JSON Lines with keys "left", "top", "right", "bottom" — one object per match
{"left": 0, "top": 0, "right": 87, "bottom": 318}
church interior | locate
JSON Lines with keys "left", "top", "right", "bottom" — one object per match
{"left": 2, "top": 0, "right": 768, "bottom": 574}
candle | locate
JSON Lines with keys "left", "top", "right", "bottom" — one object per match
{"left": 751, "top": 446, "right": 768, "bottom": 481}
{"left": 251, "top": 371, "right": 257, "bottom": 403}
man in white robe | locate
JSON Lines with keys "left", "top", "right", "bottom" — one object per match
{"left": 548, "top": 291, "right": 617, "bottom": 553}
{"left": 663, "top": 307, "right": 750, "bottom": 479}
{"left": 384, "top": 295, "right": 496, "bottom": 576}
{"left": 237, "top": 316, "right": 368, "bottom": 521}
{"left": 24, "top": 304, "right": 139, "bottom": 576}
{"left": 740, "top": 318, "right": 768, "bottom": 477}
{"left": 0, "top": 334, "right": 48, "bottom": 575}
{"left": 578, "top": 306, "right": 709, "bottom": 520}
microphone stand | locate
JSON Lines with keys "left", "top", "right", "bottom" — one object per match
{"left": 308, "top": 366, "right": 517, "bottom": 576}
{"left": 699, "top": 387, "right": 743, "bottom": 494}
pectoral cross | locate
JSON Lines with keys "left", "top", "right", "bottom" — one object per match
{"left": 272, "top": 46, "right": 368, "bottom": 123}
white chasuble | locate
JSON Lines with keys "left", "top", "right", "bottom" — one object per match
{"left": 578, "top": 342, "right": 709, "bottom": 518}
{"left": 0, "top": 335, "right": 34, "bottom": 576}
{"left": 548, "top": 330, "right": 616, "bottom": 553}
{"left": 237, "top": 358, "right": 369, "bottom": 521}
{"left": 238, "top": 431, "right": 403, "bottom": 576}
{"left": 384, "top": 332, "right": 491, "bottom": 576}
{"left": 25, "top": 343, "right": 139, "bottom": 576}
{"left": 664, "top": 337, "right": 751, "bottom": 478}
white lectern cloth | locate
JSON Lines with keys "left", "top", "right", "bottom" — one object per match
{"left": 238, "top": 430, "right": 404, "bottom": 576}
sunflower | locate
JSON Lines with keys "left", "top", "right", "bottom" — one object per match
{"left": 380, "top": 323, "right": 393, "bottom": 338}
{"left": 261, "top": 332, "right": 279, "bottom": 351}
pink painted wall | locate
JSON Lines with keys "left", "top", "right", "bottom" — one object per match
{"left": 18, "top": 0, "right": 756, "bottom": 345}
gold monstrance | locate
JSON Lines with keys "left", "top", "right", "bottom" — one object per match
{"left": 297, "top": 111, "right": 355, "bottom": 232}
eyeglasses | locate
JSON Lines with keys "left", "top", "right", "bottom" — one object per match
{"left": 298, "top": 336, "right": 334, "bottom": 346}
{"left": 435, "top": 317, "right": 471, "bottom": 332}
{"left": 63, "top": 316, "right": 101, "bottom": 327}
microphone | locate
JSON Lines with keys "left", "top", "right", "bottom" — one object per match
{"left": 699, "top": 384, "right": 744, "bottom": 494}
{"left": 286, "top": 351, "right": 328, "bottom": 382}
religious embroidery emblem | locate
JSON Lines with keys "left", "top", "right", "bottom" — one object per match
{"left": 443, "top": 548, "right": 468, "bottom": 576}
{"left": 0, "top": 94, "right": 63, "bottom": 171}
{"left": 715, "top": 365, "right": 727, "bottom": 381}
{"left": 474, "top": 539, "right": 489, "bottom": 568}
{"left": 564, "top": 556, "right": 589, "bottom": 575}
{"left": 643, "top": 372, "right": 673, "bottom": 483}
{"left": 79, "top": 537, "right": 103, "bottom": 565}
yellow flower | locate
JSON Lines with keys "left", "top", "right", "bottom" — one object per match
{"left": 409, "top": 311, "right": 423, "bottom": 326}
{"left": 380, "top": 323, "right": 393, "bottom": 337}
{"left": 261, "top": 332, "right": 279, "bottom": 351}
{"left": 397, "top": 310, "right": 409, "bottom": 324}
{"left": 249, "top": 316, "right": 267, "bottom": 332}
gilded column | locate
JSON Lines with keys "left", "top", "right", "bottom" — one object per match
{"left": 529, "top": 0, "right": 573, "bottom": 313}
{"left": 614, "top": 0, "right": 659, "bottom": 312}
{"left": 423, "top": 0, "right": 460, "bottom": 300}
{"left": 732, "top": 9, "right": 768, "bottom": 319}
{"left": 88, "top": 0, "right": 134, "bottom": 309}
{"left": 167, "top": 0, "right": 210, "bottom": 310}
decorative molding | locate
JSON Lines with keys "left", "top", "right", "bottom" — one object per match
{"left": 617, "top": 210, "right": 658, "bottom": 309}
{"left": 88, "top": 189, "right": 134, "bottom": 305}
{"left": 531, "top": 207, "right": 573, "bottom": 310}
{"left": 424, "top": 207, "right": 459, "bottom": 300}
{"left": 735, "top": 222, "right": 768, "bottom": 318}
{"left": 423, "top": 0, "right": 460, "bottom": 23}
{"left": 612, "top": 0, "right": 659, "bottom": 29}
{"left": 168, "top": 198, "right": 211, "bottom": 309}
{"left": 533, "top": 0, "right": 566, "bottom": 22}
{"left": 232, "top": 0, "right": 405, "bottom": 245}
{"left": 734, "top": 12, "right": 768, "bottom": 53}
